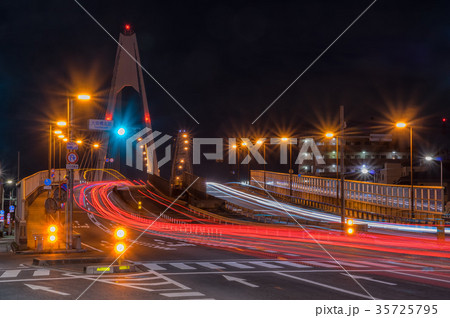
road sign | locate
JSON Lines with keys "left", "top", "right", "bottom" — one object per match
{"left": 44, "top": 186, "right": 52, "bottom": 190}
{"left": 6, "top": 213, "right": 10, "bottom": 225}
{"left": 89, "top": 119, "right": 114, "bottom": 131}
{"left": 0, "top": 210, "right": 4, "bottom": 222}
{"left": 44, "top": 178, "right": 52, "bottom": 186}
{"left": 66, "top": 142, "right": 78, "bottom": 151}
{"left": 51, "top": 173, "right": 55, "bottom": 178}
{"left": 9, "top": 205, "right": 14, "bottom": 213}
{"left": 66, "top": 164, "right": 79, "bottom": 170}
{"left": 66, "top": 152, "right": 79, "bottom": 164}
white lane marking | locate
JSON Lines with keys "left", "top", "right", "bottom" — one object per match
{"left": 142, "top": 263, "right": 167, "bottom": 271}
{"left": 197, "top": 262, "right": 225, "bottom": 270}
{"left": 25, "top": 284, "right": 70, "bottom": 296}
{"left": 223, "top": 275, "right": 259, "bottom": 288}
{"left": 81, "top": 242, "right": 103, "bottom": 252}
{"left": 33, "top": 270, "right": 50, "bottom": 277}
{"left": 222, "top": 262, "right": 254, "bottom": 269}
{"left": 248, "top": 261, "right": 283, "bottom": 269}
{"left": 275, "top": 261, "right": 311, "bottom": 269}
{"left": 160, "top": 291, "right": 205, "bottom": 298}
{"left": 341, "top": 273, "right": 397, "bottom": 286}
{"left": 391, "top": 271, "right": 450, "bottom": 284}
{"left": 355, "top": 261, "right": 395, "bottom": 268}
{"left": 170, "top": 263, "right": 196, "bottom": 270}
{"left": 385, "top": 261, "right": 423, "bottom": 268}
{"left": 326, "top": 261, "right": 367, "bottom": 268}
{"left": 1, "top": 270, "right": 21, "bottom": 278}
{"left": 302, "top": 261, "right": 339, "bottom": 268}
{"left": 276, "top": 272, "right": 375, "bottom": 300}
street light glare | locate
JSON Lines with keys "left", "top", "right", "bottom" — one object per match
{"left": 256, "top": 140, "right": 263, "bottom": 145}
{"left": 93, "top": 143, "right": 99, "bottom": 148}
{"left": 425, "top": 156, "right": 433, "bottom": 161}
{"left": 361, "top": 168, "right": 369, "bottom": 174}
{"left": 395, "top": 122, "right": 407, "bottom": 128}
{"left": 232, "top": 144, "right": 237, "bottom": 149}
{"left": 76, "top": 140, "right": 82, "bottom": 144}
{"left": 54, "top": 130, "right": 62, "bottom": 135}
{"left": 117, "top": 127, "right": 126, "bottom": 136}
{"left": 281, "top": 137, "right": 288, "bottom": 141}
{"left": 6, "top": 180, "right": 13, "bottom": 184}
{"left": 57, "top": 121, "right": 67, "bottom": 127}
{"left": 63, "top": 138, "right": 68, "bottom": 142}
{"left": 325, "top": 132, "right": 334, "bottom": 138}
{"left": 58, "top": 135, "right": 64, "bottom": 139}
{"left": 77, "top": 94, "right": 91, "bottom": 100}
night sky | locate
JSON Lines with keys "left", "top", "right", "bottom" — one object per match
{"left": 1, "top": 0, "right": 450, "bottom": 180}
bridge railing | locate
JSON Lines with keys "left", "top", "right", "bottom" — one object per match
{"left": 250, "top": 170, "right": 445, "bottom": 221}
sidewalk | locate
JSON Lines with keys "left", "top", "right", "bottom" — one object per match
{"left": 0, "top": 235, "right": 14, "bottom": 252}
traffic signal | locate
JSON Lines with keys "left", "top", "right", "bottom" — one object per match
{"left": 345, "top": 219, "right": 355, "bottom": 235}
{"left": 47, "top": 224, "right": 58, "bottom": 244}
{"left": 113, "top": 227, "right": 127, "bottom": 265}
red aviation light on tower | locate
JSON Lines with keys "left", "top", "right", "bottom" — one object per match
{"left": 124, "top": 24, "right": 133, "bottom": 35}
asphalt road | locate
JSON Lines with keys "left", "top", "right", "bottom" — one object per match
{"left": 0, "top": 181, "right": 449, "bottom": 300}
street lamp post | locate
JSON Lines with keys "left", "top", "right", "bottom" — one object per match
{"left": 425, "top": 156, "right": 443, "bottom": 188}
{"left": 396, "top": 122, "right": 414, "bottom": 219}
{"left": 257, "top": 139, "right": 266, "bottom": 189}
{"left": 65, "top": 94, "right": 90, "bottom": 250}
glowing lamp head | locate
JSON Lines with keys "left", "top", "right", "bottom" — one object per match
{"left": 63, "top": 138, "right": 68, "bottom": 142}
{"left": 361, "top": 168, "right": 369, "bottom": 174}
{"left": 281, "top": 137, "right": 288, "bottom": 142}
{"left": 6, "top": 180, "right": 13, "bottom": 184}
{"left": 54, "top": 130, "right": 62, "bottom": 135}
{"left": 232, "top": 144, "right": 237, "bottom": 149}
{"left": 77, "top": 94, "right": 91, "bottom": 100}
{"left": 184, "top": 140, "right": 188, "bottom": 144}
{"left": 93, "top": 144, "right": 99, "bottom": 149}
{"left": 395, "top": 122, "right": 407, "bottom": 128}
{"left": 48, "top": 225, "right": 57, "bottom": 233}
{"left": 76, "top": 140, "right": 82, "bottom": 144}
{"left": 58, "top": 135, "right": 64, "bottom": 139}
{"left": 57, "top": 121, "right": 67, "bottom": 127}
{"left": 346, "top": 227, "right": 354, "bottom": 235}
{"left": 256, "top": 140, "right": 263, "bottom": 145}
{"left": 114, "top": 243, "right": 125, "bottom": 254}
{"left": 425, "top": 156, "right": 433, "bottom": 161}
{"left": 347, "top": 219, "right": 354, "bottom": 226}
{"left": 114, "top": 228, "right": 126, "bottom": 239}
{"left": 183, "top": 134, "right": 188, "bottom": 138}
{"left": 48, "top": 235, "right": 57, "bottom": 243}
{"left": 125, "top": 24, "right": 130, "bottom": 30}
{"left": 117, "top": 127, "right": 126, "bottom": 136}
{"left": 325, "top": 132, "right": 334, "bottom": 138}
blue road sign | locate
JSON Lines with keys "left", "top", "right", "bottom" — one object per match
{"left": 0, "top": 210, "right": 4, "bottom": 222}
{"left": 298, "top": 174, "right": 302, "bottom": 178}
{"left": 9, "top": 206, "right": 15, "bottom": 212}
{"left": 44, "top": 179, "right": 52, "bottom": 186}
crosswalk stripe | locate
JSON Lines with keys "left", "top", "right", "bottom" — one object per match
{"left": 142, "top": 263, "right": 167, "bottom": 271}
{"left": 0, "top": 270, "right": 21, "bottom": 278}
{"left": 302, "top": 261, "right": 338, "bottom": 268}
{"left": 160, "top": 292, "right": 205, "bottom": 298}
{"left": 275, "top": 261, "right": 311, "bottom": 269}
{"left": 170, "top": 263, "right": 196, "bottom": 270}
{"left": 248, "top": 261, "right": 283, "bottom": 269}
{"left": 222, "top": 262, "right": 254, "bottom": 269}
{"left": 197, "top": 262, "right": 225, "bottom": 269}
{"left": 33, "top": 269, "right": 50, "bottom": 276}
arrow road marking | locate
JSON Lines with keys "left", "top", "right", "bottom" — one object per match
{"left": 25, "top": 284, "right": 71, "bottom": 296}
{"left": 341, "top": 273, "right": 397, "bottom": 286}
{"left": 223, "top": 275, "right": 259, "bottom": 288}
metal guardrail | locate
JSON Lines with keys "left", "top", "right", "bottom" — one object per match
{"left": 251, "top": 170, "right": 445, "bottom": 215}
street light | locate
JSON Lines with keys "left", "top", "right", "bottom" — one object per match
{"left": 257, "top": 139, "right": 267, "bottom": 188}
{"left": 241, "top": 142, "right": 250, "bottom": 183}
{"left": 395, "top": 121, "right": 414, "bottom": 219}
{"left": 65, "top": 93, "right": 91, "bottom": 250}
{"left": 325, "top": 131, "right": 345, "bottom": 228}
{"left": 281, "top": 137, "right": 293, "bottom": 196}
{"left": 425, "top": 156, "right": 443, "bottom": 187}
{"left": 57, "top": 121, "right": 67, "bottom": 127}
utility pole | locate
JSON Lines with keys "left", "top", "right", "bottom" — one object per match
{"left": 340, "top": 105, "right": 346, "bottom": 228}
